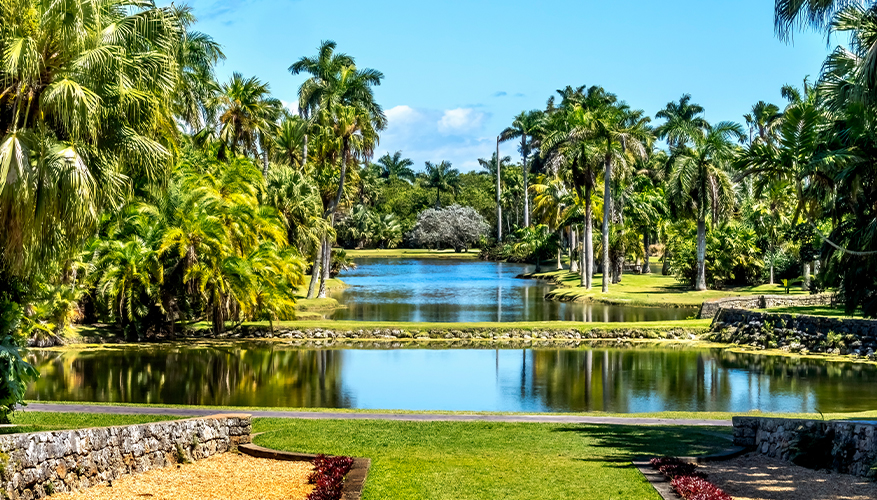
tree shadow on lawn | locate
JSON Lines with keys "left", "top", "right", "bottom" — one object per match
{"left": 553, "top": 424, "right": 734, "bottom": 466}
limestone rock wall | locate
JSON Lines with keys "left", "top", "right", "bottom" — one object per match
{"left": 710, "top": 308, "right": 877, "bottom": 359}
{"left": 698, "top": 294, "right": 832, "bottom": 319}
{"left": 0, "top": 414, "right": 251, "bottom": 500}
{"left": 733, "top": 416, "right": 877, "bottom": 476}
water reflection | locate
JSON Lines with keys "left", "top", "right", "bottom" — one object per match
{"left": 329, "top": 259, "right": 695, "bottom": 322}
{"left": 26, "top": 344, "right": 877, "bottom": 413}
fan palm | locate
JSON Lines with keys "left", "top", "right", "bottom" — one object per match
{"left": 667, "top": 122, "right": 744, "bottom": 291}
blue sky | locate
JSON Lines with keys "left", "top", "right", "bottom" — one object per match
{"left": 179, "top": 0, "right": 832, "bottom": 171}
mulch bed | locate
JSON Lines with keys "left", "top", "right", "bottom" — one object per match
{"left": 53, "top": 453, "right": 314, "bottom": 500}
{"left": 699, "top": 453, "right": 877, "bottom": 500}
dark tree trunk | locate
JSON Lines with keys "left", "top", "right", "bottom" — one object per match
{"left": 695, "top": 217, "right": 707, "bottom": 291}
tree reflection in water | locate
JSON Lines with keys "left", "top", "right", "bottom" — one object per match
{"left": 25, "top": 344, "right": 877, "bottom": 413}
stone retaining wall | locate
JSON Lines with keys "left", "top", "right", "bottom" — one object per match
{"left": 709, "top": 308, "right": 877, "bottom": 359}
{"left": 182, "top": 325, "right": 706, "bottom": 341}
{"left": 698, "top": 293, "right": 832, "bottom": 319}
{"left": 0, "top": 414, "right": 251, "bottom": 499}
{"left": 733, "top": 416, "right": 877, "bottom": 476}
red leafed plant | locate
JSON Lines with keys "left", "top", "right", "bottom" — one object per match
{"left": 307, "top": 454, "right": 355, "bottom": 500}
{"left": 670, "top": 475, "right": 733, "bottom": 500}
{"left": 651, "top": 456, "right": 733, "bottom": 500}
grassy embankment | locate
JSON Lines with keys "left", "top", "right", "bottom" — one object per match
{"left": 532, "top": 269, "right": 808, "bottom": 308}
{"left": 345, "top": 248, "right": 479, "bottom": 259}
{"left": 291, "top": 278, "right": 348, "bottom": 320}
{"left": 763, "top": 304, "right": 863, "bottom": 318}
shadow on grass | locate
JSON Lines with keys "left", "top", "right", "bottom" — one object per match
{"left": 553, "top": 424, "right": 733, "bottom": 461}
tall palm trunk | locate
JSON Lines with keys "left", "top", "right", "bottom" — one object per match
{"left": 306, "top": 239, "right": 323, "bottom": 299}
{"left": 556, "top": 229, "right": 563, "bottom": 270}
{"left": 302, "top": 133, "right": 308, "bottom": 169}
{"left": 601, "top": 148, "right": 612, "bottom": 293}
{"left": 642, "top": 231, "right": 651, "bottom": 274}
{"left": 435, "top": 187, "right": 441, "bottom": 209}
{"left": 522, "top": 137, "right": 530, "bottom": 227}
{"left": 319, "top": 137, "right": 350, "bottom": 298}
{"left": 318, "top": 236, "right": 331, "bottom": 298}
{"left": 802, "top": 262, "right": 811, "bottom": 291}
{"left": 695, "top": 217, "right": 707, "bottom": 291}
{"left": 585, "top": 185, "right": 593, "bottom": 290}
{"left": 569, "top": 227, "right": 579, "bottom": 273}
{"left": 662, "top": 248, "right": 671, "bottom": 275}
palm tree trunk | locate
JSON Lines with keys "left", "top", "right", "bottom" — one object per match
{"left": 570, "top": 227, "right": 579, "bottom": 273}
{"left": 435, "top": 188, "right": 441, "bottom": 209}
{"left": 522, "top": 138, "right": 530, "bottom": 227}
{"left": 585, "top": 185, "right": 593, "bottom": 290}
{"left": 642, "top": 231, "right": 651, "bottom": 274}
{"left": 769, "top": 261, "right": 775, "bottom": 285}
{"left": 695, "top": 217, "right": 707, "bottom": 291}
{"left": 302, "top": 133, "right": 308, "bottom": 169}
{"left": 662, "top": 248, "right": 671, "bottom": 275}
{"left": 802, "top": 261, "right": 811, "bottom": 291}
{"left": 262, "top": 149, "right": 270, "bottom": 179}
{"left": 601, "top": 150, "right": 612, "bottom": 293}
{"left": 318, "top": 237, "right": 331, "bottom": 298}
{"left": 556, "top": 229, "right": 563, "bottom": 270}
{"left": 306, "top": 239, "right": 323, "bottom": 299}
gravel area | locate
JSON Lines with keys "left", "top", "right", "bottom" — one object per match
{"left": 53, "top": 453, "right": 314, "bottom": 500}
{"left": 700, "top": 454, "right": 877, "bottom": 500}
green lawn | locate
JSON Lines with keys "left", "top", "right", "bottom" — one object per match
{"left": 345, "top": 248, "right": 480, "bottom": 260}
{"left": 292, "top": 278, "right": 348, "bottom": 319}
{"left": 764, "top": 305, "right": 863, "bottom": 318}
{"left": 535, "top": 270, "right": 808, "bottom": 308}
{"left": 254, "top": 418, "right": 731, "bottom": 500}
{"left": 4, "top": 411, "right": 180, "bottom": 434}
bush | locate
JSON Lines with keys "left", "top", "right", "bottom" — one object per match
{"left": 307, "top": 454, "right": 355, "bottom": 500}
{"left": 407, "top": 205, "right": 488, "bottom": 252}
{"left": 666, "top": 220, "right": 763, "bottom": 289}
{"left": 670, "top": 475, "right": 733, "bottom": 500}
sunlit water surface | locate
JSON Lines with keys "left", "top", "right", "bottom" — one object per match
{"left": 27, "top": 344, "right": 877, "bottom": 413}
{"left": 327, "top": 258, "right": 695, "bottom": 322}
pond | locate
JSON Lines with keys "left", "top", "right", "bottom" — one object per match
{"left": 328, "top": 259, "right": 695, "bottom": 322}
{"left": 26, "top": 344, "right": 877, "bottom": 413}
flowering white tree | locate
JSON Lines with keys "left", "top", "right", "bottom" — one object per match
{"left": 408, "top": 205, "right": 488, "bottom": 252}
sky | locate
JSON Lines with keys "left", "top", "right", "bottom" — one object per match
{"left": 177, "top": 0, "right": 834, "bottom": 171}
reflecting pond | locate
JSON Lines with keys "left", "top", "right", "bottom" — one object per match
{"left": 26, "top": 343, "right": 877, "bottom": 413}
{"left": 328, "top": 259, "right": 695, "bottom": 322}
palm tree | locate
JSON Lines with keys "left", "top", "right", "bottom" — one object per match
{"left": 423, "top": 161, "right": 461, "bottom": 209}
{"left": 213, "top": 73, "right": 282, "bottom": 175}
{"left": 654, "top": 94, "right": 710, "bottom": 151}
{"left": 0, "top": 0, "right": 183, "bottom": 277}
{"left": 273, "top": 115, "right": 309, "bottom": 169}
{"left": 93, "top": 238, "right": 164, "bottom": 334}
{"left": 171, "top": 5, "right": 225, "bottom": 131}
{"left": 667, "top": 122, "right": 744, "bottom": 291}
{"left": 500, "top": 110, "right": 543, "bottom": 227}
{"left": 744, "top": 101, "right": 783, "bottom": 145}
{"left": 376, "top": 151, "right": 416, "bottom": 183}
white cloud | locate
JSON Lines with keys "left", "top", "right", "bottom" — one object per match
{"left": 437, "top": 108, "right": 485, "bottom": 135}
{"left": 386, "top": 105, "right": 420, "bottom": 125}
{"left": 281, "top": 99, "right": 299, "bottom": 116}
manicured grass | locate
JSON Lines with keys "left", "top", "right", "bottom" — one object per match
{"left": 254, "top": 418, "right": 732, "bottom": 500}
{"left": 536, "top": 270, "right": 808, "bottom": 307}
{"left": 3, "top": 411, "right": 180, "bottom": 434}
{"left": 27, "top": 401, "right": 877, "bottom": 422}
{"left": 764, "top": 305, "right": 864, "bottom": 318}
{"left": 345, "top": 248, "right": 479, "bottom": 260}
{"left": 293, "top": 278, "right": 348, "bottom": 318}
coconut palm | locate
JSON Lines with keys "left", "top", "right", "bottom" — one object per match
{"left": 423, "top": 161, "right": 461, "bottom": 209}
{"left": 376, "top": 151, "right": 416, "bottom": 183}
{"left": 744, "top": 101, "right": 783, "bottom": 145}
{"left": 500, "top": 110, "right": 543, "bottom": 227}
{"left": 667, "top": 122, "right": 745, "bottom": 291}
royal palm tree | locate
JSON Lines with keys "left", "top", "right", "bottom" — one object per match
{"left": 654, "top": 94, "right": 709, "bottom": 151}
{"left": 423, "top": 161, "right": 461, "bottom": 209}
{"left": 744, "top": 101, "right": 783, "bottom": 145}
{"left": 500, "top": 110, "right": 543, "bottom": 227}
{"left": 667, "top": 122, "right": 744, "bottom": 291}
{"left": 376, "top": 151, "right": 416, "bottom": 183}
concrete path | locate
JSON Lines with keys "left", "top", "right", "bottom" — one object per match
{"left": 23, "top": 403, "right": 731, "bottom": 426}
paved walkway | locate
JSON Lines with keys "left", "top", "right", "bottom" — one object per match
{"left": 23, "top": 403, "right": 731, "bottom": 426}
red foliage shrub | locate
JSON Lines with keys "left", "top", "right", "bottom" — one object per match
{"left": 307, "top": 454, "right": 355, "bottom": 500}
{"left": 670, "top": 475, "right": 733, "bottom": 500}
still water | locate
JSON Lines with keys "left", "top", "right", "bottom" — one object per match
{"left": 328, "top": 259, "right": 695, "bottom": 322}
{"left": 26, "top": 344, "right": 877, "bottom": 413}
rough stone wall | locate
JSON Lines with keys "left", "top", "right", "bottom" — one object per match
{"left": 710, "top": 308, "right": 877, "bottom": 359}
{"left": 733, "top": 416, "right": 877, "bottom": 476}
{"left": 0, "top": 414, "right": 251, "bottom": 500}
{"left": 698, "top": 294, "right": 832, "bottom": 319}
